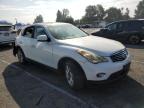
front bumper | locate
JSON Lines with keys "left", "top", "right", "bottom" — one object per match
{"left": 99, "top": 62, "right": 130, "bottom": 83}
{"left": 80, "top": 54, "right": 131, "bottom": 81}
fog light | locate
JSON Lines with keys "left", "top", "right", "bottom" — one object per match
{"left": 96, "top": 73, "right": 106, "bottom": 78}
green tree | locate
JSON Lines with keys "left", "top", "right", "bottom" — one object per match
{"left": 81, "top": 16, "right": 89, "bottom": 24}
{"left": 74, "top": 19, "right": 80, "bottom": 25}
{"left": 81, "top": 5, "right": 105, "bottom": 24}
{"left": 123, "top": 8, "right": 130, "bottom": 20}
{"left": 85, "top": 5, "right": 97, "bottom": 18}
{"left": 65, "top": 16, "right": 74, "bottom": 24}
{"left": 34, "top": 15, "right": 43, "bottom": 23}
{"left": 62, "top": 9, "right": 69, "bottom": 20}
{"left": 105, "top": 7, "right": 123, "bottom": 22}
{"left": 135, "top": 0, "right": 144, "bottom": 18}
{"left": 96, "top": 4, "right": 105, "bottom": 20}
{"left": 83, "top": 5, "right": 97, "bottom": 23}
{"left": 56, "top": 10, "right": 63, "bottom": 22}
{"left": 56, "top": 9, "right": 74, "bottom": 24}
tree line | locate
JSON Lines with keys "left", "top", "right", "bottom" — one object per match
{"left": 33, "top": 0, "right": 144, "bottom": 24}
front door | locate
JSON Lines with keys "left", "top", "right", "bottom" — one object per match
{"left": 29, "top": 26, "right": 54, "bottom": 67}
{"left": 20, "top": 26, "right": 35, "bottom": 58}
{"left": 106, "top": 23, "right": 118, "bottom": 40}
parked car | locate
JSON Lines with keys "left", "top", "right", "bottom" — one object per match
{"left": 13, "top": 23, "right": 131, "bottom": 89}
{"left": 91, "top": 19, "right": 144, "bottom": 44}
{"left": 81, "top": 24, "right": 91, "bottom": 28}
{"left": 0, "top": 24, "right": 16, "bottom": 45}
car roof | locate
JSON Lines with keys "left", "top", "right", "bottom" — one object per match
{"left": 0, "top": 24, "right": 12, "bottom": 27}
{"left": 23, "top": 22, "right": 70, "bottom": 30}
{"left": 113, "top": 19, "right": 144, "bottom": 23}
{"left": 116, "top": 19, "right": 144, "bottom": 23}
{"left": 106, "top": 19, "right": 144, "bottom": 26}
{"left": 32, "top": 22, "right": 70, "bottom": 27}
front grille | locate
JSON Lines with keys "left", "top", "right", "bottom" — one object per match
{"left": 111, "top": 49, "right": 128, "bottom": 62}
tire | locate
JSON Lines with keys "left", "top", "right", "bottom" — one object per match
{"left": 64, "top": 60, "right": 86, "bottom": 90}
{"left": 128, "top": 35, "right": 141, "bottom": 44}
{"left": 11, "top": 42, "right": 15, "bottom": 47}
{"left": 17, "top": 48, "right": 26, "bottom": 64}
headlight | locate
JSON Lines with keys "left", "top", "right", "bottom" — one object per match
{"left": 76, "top": 49, "right": 108, "bottom": 64}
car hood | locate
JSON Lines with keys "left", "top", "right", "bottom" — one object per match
{"left": 57, "top": 35, "right": 125, "bottom": 56}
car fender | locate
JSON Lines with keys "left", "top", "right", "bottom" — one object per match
{"left": 52, "top": 44, "right": 88, "bottom": 69}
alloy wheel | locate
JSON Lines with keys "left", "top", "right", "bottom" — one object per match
{"left": 129, "top": 35, "right": 140, "bottom": 44}
{"left": 65, "top": 64, "right": 74, "bottom": 87}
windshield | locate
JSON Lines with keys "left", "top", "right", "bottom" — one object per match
{"left": 47, "top": 24, "right": 88, "bottom": 40}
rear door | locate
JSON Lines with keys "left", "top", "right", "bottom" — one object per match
{"left": 141, "top": 21, "right": 144, "bottom": 39}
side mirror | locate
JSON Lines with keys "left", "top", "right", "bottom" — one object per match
{"left": 37, "top": 35, "right": 50, "bottom": 42}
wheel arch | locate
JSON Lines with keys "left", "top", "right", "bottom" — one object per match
{"left": 127, "top": 33, "right": 142, "bottom": 44}
{"left": 128, "top": 33, "right": 142, "bottom": 39}
{"left": 57, "top": 57, "right": 87, "bottom": 79}
{"left": 13, "top": 45, "right": 24, "bottom": 56}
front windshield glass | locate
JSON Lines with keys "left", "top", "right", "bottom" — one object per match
{"left": 47, "top": 24, "right": 88, "bottom": 40}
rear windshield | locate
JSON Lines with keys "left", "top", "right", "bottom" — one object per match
{"left": 0, "top": 26, "right": 11, "bottom": 31}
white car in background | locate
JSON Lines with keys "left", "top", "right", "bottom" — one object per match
{"left": 13, "top": 23, "right": 131, "bottom": 89}
{"left": 0, "top": 24, "right": 16, "bottom": 45}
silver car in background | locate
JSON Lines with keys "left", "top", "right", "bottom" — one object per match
{"left": 0, "top": 24, "right": 16, "bottom": 45}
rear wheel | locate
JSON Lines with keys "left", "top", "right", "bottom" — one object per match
{"left": 64, "top": 60, "right": 86, "bottom": 90}
{"left": 17, "top": 48, "right": 26, "bottom": 64}
{"left": 128, "top": 35, "right": 141, "bottom": 44}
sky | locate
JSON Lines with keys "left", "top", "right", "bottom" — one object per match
{"left": 0, "top": 0, "right": 141, "bottom": 24}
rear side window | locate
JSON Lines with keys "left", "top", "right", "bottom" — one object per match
{"left": 23, "top": 26, "right": 34, "bottom": 38}
{"left": 127, "top": 21, "right": 142, "bottom": 31}
{"left": 141, "top": 21, "right": 144, "bottom": 30}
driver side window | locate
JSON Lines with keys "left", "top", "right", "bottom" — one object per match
{"left": 107, "top": 23, "right": 117, "bottom": 31}
{"left": 23, "top": 26, "right": 34, "bottom": 38}
{"left": 34, "top": 26, "right": 47, "bottom": 39}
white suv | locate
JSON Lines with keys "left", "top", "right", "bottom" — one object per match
{"left": 13, "top": 23, "right": 131, "bottom": 89}
{"left": 0, "top": 24, "right": 16, "bottom": 45}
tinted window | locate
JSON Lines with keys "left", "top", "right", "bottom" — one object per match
{"left": 117, "top": 22, "right": 127, "bottom": 31}
{"left": 107, "top": 23, "right": 117, "bottom": 30}
{"left": 142, "top": 21, "right": 144, "bottom": 30}
{"left": 23, "top": 26, "right": 34, "bottom": 38}
{"left": 127, "top": 21, "right": 142, "bottom": 30}
{"left": 34, "top": 26, "right": 47, "bottom": 39}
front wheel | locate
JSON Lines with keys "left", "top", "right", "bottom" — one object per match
{"left": 65, "top": 61, "right": 86, "bottom": 90}
{"left": 17, "top": 48, "right": 26, "bottom": 64}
